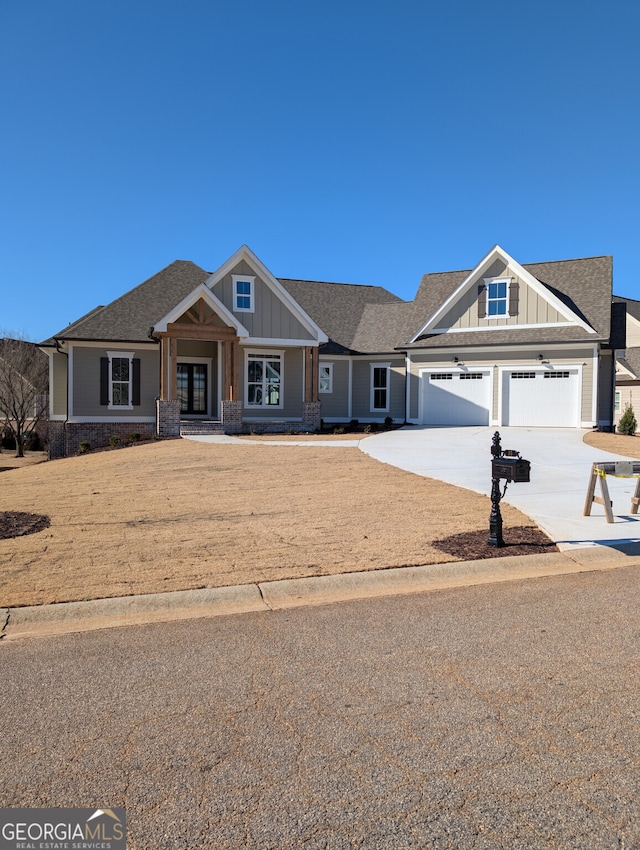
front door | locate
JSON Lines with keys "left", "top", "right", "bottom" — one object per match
{"left": 177, "top": 363, "right": 208, "bottom": 415}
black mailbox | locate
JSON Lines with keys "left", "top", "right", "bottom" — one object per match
{"left": 491, "top": 456, "right": 531, "bottom": 483}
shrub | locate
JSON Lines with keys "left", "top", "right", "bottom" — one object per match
{"left": 109, "top": 435, "right": 123, "bottom": 448}
{"left": 618, "top": 404, "right": 637, "bottom": 436}
{"left": 333, "top": 426, "right": 345, "bottom": 435}
{"left": 129, "top": 431, "right": 141, "bottom": 443}
{"left": 26, "top": 432, "right": 42, "bottom": 451}
{"left": 2, "top": 433, "right": 16, "bottom": 451}
{"left": 384, "top": 416, "right": 393, "bottom": 427}
{"left": 78, "top": 440, "right": 91, "bottom": 454}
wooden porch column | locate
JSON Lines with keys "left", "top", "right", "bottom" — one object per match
{"left": 160, "top": 336, "right": 167, "bottom": 400}
{"left": 223, "top": 339, "right": 241, "bottom": 401}
{"left": 304, "top": 347, "right": 319, "bottom": 402}
{"left": 169, "top": 337, "right": 177, "bottom": 401}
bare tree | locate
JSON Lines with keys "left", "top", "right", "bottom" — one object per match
{"left": 0, "top": 336, "right": 49, "bottom": 457}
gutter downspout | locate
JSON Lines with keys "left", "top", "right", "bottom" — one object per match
{"left": 53, "top": 338, "right": 69, "bottom": 456}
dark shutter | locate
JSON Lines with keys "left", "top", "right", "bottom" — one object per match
{"left": 477, "top": 284, "right": 486, "bottom": 318}
{"left": 132, "top": 358, "right": 141, "bottom": 406}
{"left": 100, "top": 357, "right": 109, "bottom": 405}
{"left": 508, "top": 281, "right": 519, "bottom": 316}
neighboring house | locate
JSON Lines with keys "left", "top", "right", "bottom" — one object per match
{"left": 42, "top": 244, "right": 620, "bottom": 458}
{"left": 613, "top": 294, "right": 640, "bottom": 425}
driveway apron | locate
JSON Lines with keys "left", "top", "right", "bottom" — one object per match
{"left": 360, "top": 426, "right": 640, "bottom": 551}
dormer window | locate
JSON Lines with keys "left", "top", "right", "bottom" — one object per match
{"left": 232, "top": 275, "right": 255, "bottom": 313}
{"left": 485, "top": 277, "right": 510, "bottom": 317}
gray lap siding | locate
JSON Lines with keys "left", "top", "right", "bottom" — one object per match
{"left": 71, "top": 345, "right": 159, "bottom": 418}
{"left": 351, "top": 358, "right": 405, "bottom": 422}
{"left": 318, "top": 358, "right": 350, "bottom": 420}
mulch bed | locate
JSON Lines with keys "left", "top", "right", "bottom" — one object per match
{"left": 0, "top": 511, "right": 51, "bottom": 540}
{"left": 433, "top": 525, "right": 557, "bottom": 560}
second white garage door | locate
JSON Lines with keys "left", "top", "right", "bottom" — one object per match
{"left": 503, "top": 369, "right": 580, "bottom": 427}
{"left": 421, "top": 370, "right": 492, "bottom": 425}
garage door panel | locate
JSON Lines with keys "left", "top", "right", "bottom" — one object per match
{"left": 504, "top": 370, "right": 579, "bottom": 427}
{"left": 421, "top": 371, "right": 491, "bottom": 426}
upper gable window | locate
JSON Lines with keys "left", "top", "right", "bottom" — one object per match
{"left": 485, "top": 278, "right": 510, "bottom": 317}
{"left": 232, "top": 275, "right": 255, "bottom": 313}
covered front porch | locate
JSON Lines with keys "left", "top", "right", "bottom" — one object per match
{"left": 153, "top": 297, "right": 322, "bottom": 437}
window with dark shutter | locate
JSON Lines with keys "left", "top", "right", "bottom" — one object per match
{"left": 477, "top": 284, "right": 486, "bottom": 318}
{"left": 508, "top": 280, "right": 519, "bottom": 316}
{"left": 132, "top": 358, "right": 141, "bottom": 406}
{"left": 100, "top": 357, "right": 109, "bottom": 405}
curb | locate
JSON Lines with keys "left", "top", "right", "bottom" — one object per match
{"left": 3, "top": 546, "right": 640, "bottom": 641}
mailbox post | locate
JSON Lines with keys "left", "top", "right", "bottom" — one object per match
{"left": 488, "top": 431, "right": 531, "bottom": 547}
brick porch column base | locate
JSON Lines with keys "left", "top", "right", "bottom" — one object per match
{"left": 156, "top": 399, "right": 181, "bottom": 437}
{"left": 221, "top": 400, "right": 243, "bottom": 434}
{"left": 302, "top": 401, "right": 321, "bottom": 431}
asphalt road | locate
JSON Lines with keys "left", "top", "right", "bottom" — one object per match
{"left": 2, "top": 567, "right": 640, "bottom": 849}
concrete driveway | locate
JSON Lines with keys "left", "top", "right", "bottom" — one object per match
{"left": 361, "top": 426, "right": 640, "bottom": 551}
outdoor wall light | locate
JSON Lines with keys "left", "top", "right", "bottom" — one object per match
{"left": 537, "top": 354, "right": 544, "bottom": 361}
{"left": 453, "top": 357, "right": 459, "bottom": 363}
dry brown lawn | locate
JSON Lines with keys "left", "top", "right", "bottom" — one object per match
{"left": 0, "top": 438, "right": 538, "bottom": 608}
{"left": 582, "top": 430, "right": 640, "bottom": 458}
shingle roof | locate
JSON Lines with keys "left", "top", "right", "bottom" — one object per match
{"left": 617, "top": 352, "right": 640, "bottom": 379}
{"left": 278, "top": 278, "right": 403, "bottom": 353}
{"left": 42, "top": 253, "right": 614, "bottom": 354}
{"left": 45, "top": 261, "right": 210, "bottom": 343}
{"left": 410, "top": 256, "right": 613, "bottom": 348}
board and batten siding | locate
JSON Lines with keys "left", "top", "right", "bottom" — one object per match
{"left": 71, "top": 346, "right": 159, "bottom": 418}
{"left": 213, "top": 260, "right": 314, "bottom": 341}
{"left": 436, "top": 259, "right": 564, "bottom": 331}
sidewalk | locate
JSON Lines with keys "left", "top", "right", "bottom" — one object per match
{"left": 3, "top": 542, "right": 639, "bottom": 640}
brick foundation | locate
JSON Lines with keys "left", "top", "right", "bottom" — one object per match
{"left": 48, "top": 421, "right": 156, "bottom": 458}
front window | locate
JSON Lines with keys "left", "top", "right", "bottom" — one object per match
{"left": 233, "top": 275, "right": 255, "bottom": 312}
{"left": 246, "top": 352, "right": 283, "bottom": 408}
{"left": 485, "top": 278, "right": 510, "bottom": 317}
{"left": 107, "top": 351, "right": 134, "bottom": 408}
{"left": 371, "top": 364, "right": 390, "bottom": 412}
{"left": 319, "top": 363, "right": 333, "bottom": 393}
{"left": 615, "top": 391, "right": 621, "bottom": 413}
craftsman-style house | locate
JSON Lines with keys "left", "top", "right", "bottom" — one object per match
{"left": 42, "top": 244, "right": 621, "bottom": 457}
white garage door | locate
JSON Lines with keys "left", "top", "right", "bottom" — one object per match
{"left": 421, "top": 370, "right": 491, "bottom": 426}
{"left": 503, "top": 370, "right": 580, "bottom": 427}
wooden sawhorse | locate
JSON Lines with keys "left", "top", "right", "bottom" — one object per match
{"left": 583, "top": 461, "right": 640, "bottom": 523}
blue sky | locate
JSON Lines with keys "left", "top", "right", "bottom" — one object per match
{"left": 2, "top": 0, "right": 639, "bottom": 341}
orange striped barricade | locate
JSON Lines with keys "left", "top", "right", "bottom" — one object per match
{"left": 583, "top": 461, "right": 640, "bottom": 523}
